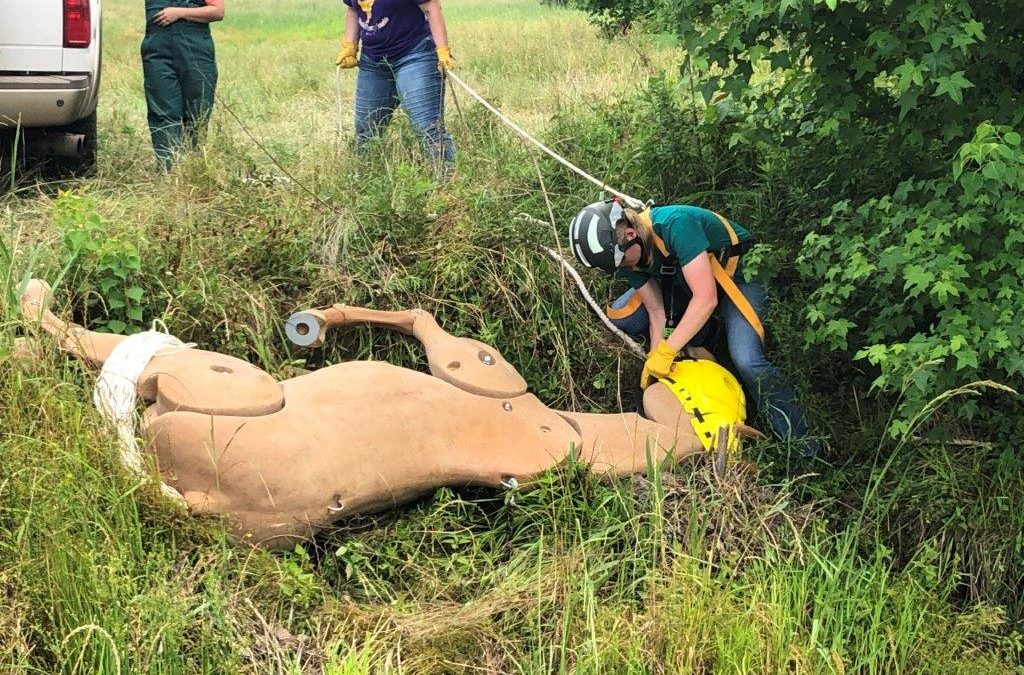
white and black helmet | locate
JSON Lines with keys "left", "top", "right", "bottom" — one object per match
{"left": 568, "top": 200, "right": 627, "bottom": 273}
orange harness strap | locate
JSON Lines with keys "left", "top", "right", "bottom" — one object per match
{"left": 710, "top": 212, "right": 765, "bottom": 343}
{"left": 709, "top": 255, "right": 765, "bottom": 343}
{"left": 712, "top": 212, "right": 741, "bottom": 277}
{"left": 605, "top": 289, "right": 644, "bottom": 320}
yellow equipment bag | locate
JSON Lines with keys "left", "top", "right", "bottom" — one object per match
{"left": 658, "top": 359, "right": 746, "bottom": 457}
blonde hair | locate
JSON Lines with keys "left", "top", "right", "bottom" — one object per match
{"left": 614, "top": 208, "right": 654, "bottom": 266}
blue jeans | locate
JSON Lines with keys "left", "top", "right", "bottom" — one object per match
{"left": 355, "top": 38, "right": 455, "bottom": 166}
{"left": 720, "top": 280, "right": 818, "bottom": 455}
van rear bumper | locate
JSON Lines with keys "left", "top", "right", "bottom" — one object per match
{"left": 0, "top": 74, "right": 94, "bottom": 128}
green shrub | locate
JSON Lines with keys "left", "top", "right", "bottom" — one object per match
{"left": 56, "top": 189, "right": 148, "bottom": 334}
{"left": 571, "top": 0, "right": 1024, "bottom": 436}
{"left": 799, "top": 122, "right": 1024, "bottom": 433}
{"left": 568, "top": 0, "right": 660, "bottom": 35}
{"left": 603, "top": 0, "right": 1024, "bottom": 161}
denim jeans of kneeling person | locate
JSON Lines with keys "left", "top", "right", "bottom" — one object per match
{"left": 608, "top": 280, "right": 819, "bottom": 457}
{"left": 355, "top": 37, "right": 455, "bottom": 167}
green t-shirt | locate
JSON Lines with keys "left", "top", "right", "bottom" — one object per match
{"left": 617, "top": 205, "right": 753, "bottom": 291}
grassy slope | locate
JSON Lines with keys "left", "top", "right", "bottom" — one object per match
{"left": 1, "top": 0, "right": 1021, "bottom": 672}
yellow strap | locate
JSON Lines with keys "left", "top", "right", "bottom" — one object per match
{"left": 712, "top": 212, "right": 740, "bottom": 277}
{"left": 634, "top": 208, "right": 671, "bottom": 258}
{"left": 710, "top": 255, "right": 766, "bottom": 343}
{"left": 709, "top": 212, "right": 763, "bottom": 342}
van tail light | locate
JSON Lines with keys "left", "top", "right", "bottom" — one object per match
{"left": 63, "top": 0, "right": 92, "bottom": 48}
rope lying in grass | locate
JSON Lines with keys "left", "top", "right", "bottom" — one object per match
{"left": 93, "top": 330, "right": 190, "bottom": 504}
{"left": 543, "top": 246, "right": 646, "bottom": 359}
{"left": 445, "top": 71, "right": 644, "bottom": 209}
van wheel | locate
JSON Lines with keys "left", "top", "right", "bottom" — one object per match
{"left": 51, "top": 111, "right": 98, "bottom": 177}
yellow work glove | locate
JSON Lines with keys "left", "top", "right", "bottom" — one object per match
{"left": 435, "top": 45, "right": 455, "bottom": 73}
{"left": 336, "top": 41, "right": 358, "bottom": 68}
{"left": 640, "top": 341, "right": 679, "bottom": 390}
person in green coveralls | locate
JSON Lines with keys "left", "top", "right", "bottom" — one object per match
{"left": 569, "top": 200, "right": 820, "bottom": 457}
{"left": 143, "top": 0, "right": 225, "bottom": 170}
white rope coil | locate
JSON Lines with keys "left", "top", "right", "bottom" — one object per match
{"left": 92, "top": 330, "right": 191, "bottom": 504}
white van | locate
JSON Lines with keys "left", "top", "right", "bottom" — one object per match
{"left": 0, "top": 0, "right": 102, "bottom": 174}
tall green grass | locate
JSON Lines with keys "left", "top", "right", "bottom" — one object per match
{"left": 1, "top": 0, "right": 1021, "bottom": 672}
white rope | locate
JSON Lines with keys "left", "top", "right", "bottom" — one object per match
{"left": 92, "top": 330, "right": 190, "bottom": 504}
{"left": 445, "top": 76, "right": 650, "bottom": 357}
{"left": 542, "top": 245, "right": 646, "bottom": 359}
{"left": 445, "top": 71, "right": 644, "bottom": 208}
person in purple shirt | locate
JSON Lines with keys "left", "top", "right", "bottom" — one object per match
{"left": 336, "top": 0, "right": 455, "bottom": 169}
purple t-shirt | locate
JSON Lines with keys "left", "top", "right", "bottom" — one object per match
{"left": 344, "top": 0, "right": 432, "bottom": 63}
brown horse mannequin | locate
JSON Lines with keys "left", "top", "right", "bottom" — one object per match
{"left": 20, "top": 279, "right": 714, "bottom": 549}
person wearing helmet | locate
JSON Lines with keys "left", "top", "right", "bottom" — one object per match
{"left": 568, "top": 200, "right": 819, "bottom": 456}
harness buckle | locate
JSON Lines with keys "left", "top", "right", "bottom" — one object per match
{"left": 718, "top": 239, "right": 757, "bottom": 263}
{"left": 658, "top": 265, "right": 677, "bottom": 277}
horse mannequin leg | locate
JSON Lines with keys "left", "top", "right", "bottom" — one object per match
{"left": 287, "top": 305, "right": 527, "bottom": 398}
{"left": 20, "top": 280, "right": 284, "bottom": 417}
{"left": 20, "top": 279, "right": 128, "bottom": 365}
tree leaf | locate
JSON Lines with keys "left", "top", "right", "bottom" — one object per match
{"left": 851, "top": 55, "right": 876, "bottom": 80}
{"left": 778, "top": 0, "right": 800, "bottom": 19}
{"left": 963, "top": 19, "right": 985, "bottom": 40}
{"left": 106, "top": 320, "right": 128, "bottom": 334}
{"left": 897, "top": 90, "right": 920, "bottom": 121}
{"left": 954, "top": 347, "right": 979, "bottom": 371}
{"left": 932, "top": 70, "right": 974, "bottom": 104}
{"left": 894, "top": 59, "right": 927, "bottom": 94}
{"left": 903, "top": 265, "right": 934, "bottom": 296}
{"left": 907, "top": 1, "right": 937, "bottom": 31}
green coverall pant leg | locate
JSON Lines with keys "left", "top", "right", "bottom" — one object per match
{"left": 142, "top": 24, "right": 218, "bottom": 170}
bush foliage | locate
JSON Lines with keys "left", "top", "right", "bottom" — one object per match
{"left": 56, "top": 190, "right": 148, "bottom": 334}
{"left": 578, "top": 0, "right": 1024, "bottom": 151}
{"left": 567, "top": 0, "right": 1024, "bottom": 625}
{"left": 800, "top": 122, "right": 1024, "bottom": 433}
